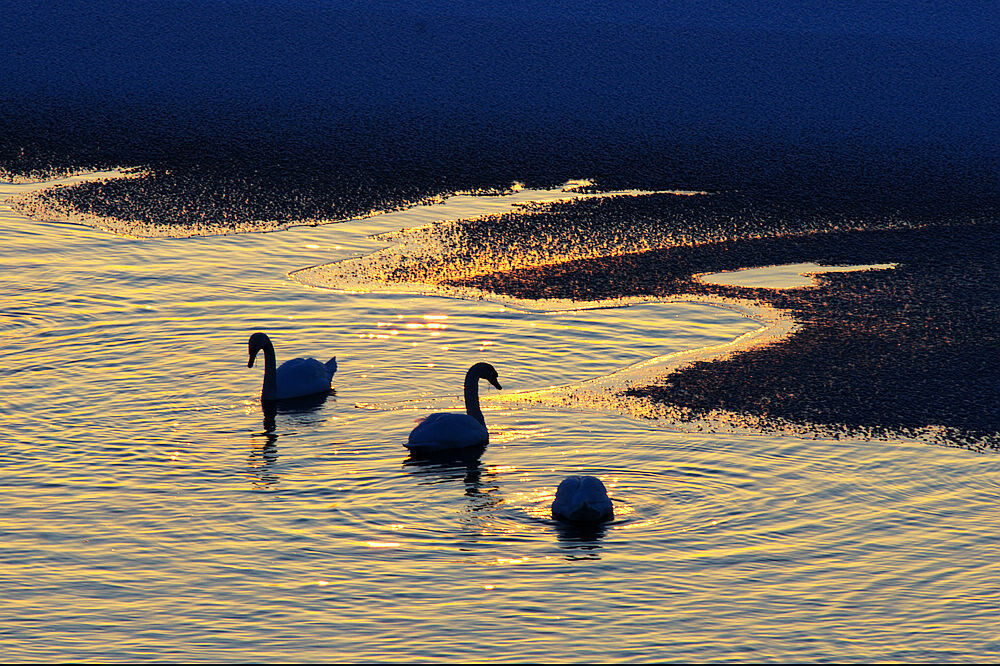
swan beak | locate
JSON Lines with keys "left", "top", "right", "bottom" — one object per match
{"left": 248, "top": 356, "right": 256, "bottom": 368}
{"left": 490, "top": 378, "right": 502, "bottom": 390}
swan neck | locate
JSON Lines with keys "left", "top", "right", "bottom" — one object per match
{"left": 260, "top": 338, "right": 278, "bottom": 400}
{"left": 463, "top": 369, "right": 485, "bottom": 426}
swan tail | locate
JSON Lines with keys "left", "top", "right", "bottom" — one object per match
{"left": 552, "top": 475, "right": 614, "bottom": 523}
{"left": 325, "top": 357, "right": 338, "bottom": 377}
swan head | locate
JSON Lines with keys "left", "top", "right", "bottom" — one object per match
{"left": 469, "top": 361, "right": 502, "bottom": 390}
{"left": 247, "top": 332, "right": 271, "bottom": 368}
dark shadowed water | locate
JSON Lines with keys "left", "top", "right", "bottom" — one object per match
{"left": 3, "top": 176, "right": 1000, "bottom": 662}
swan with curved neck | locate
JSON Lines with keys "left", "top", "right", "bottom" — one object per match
{"left": 247, "top": 332, "right": 337, "bottom": 401}
{"left": 406, "top": 362, "right": 502, "bottom": 454}
{"left": 551, "top": 475, "right": 614, "bottom": 523}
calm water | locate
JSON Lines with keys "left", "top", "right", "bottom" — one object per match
{"left": 3, "top": 177, "right": 1000, "bottom": 662}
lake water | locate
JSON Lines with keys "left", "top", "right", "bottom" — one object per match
{"left": 3, "top": 176, "right": 1000, "bottom": 662}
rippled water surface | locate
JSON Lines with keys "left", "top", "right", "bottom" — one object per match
{"left": 3, "top": 178, "right": 1000, "bottom": 662}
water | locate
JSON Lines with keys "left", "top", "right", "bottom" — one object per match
{"left": 3, "top": 177, "right": 1000, "bottom": 662}
{"left": 698, "top": 261, "right": 898, "bottom": 289}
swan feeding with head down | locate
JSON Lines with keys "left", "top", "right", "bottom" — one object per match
{"left": 247, "top": 332, "right": 337, "bottom": 401}
{"left": 406, "top": 362, "right": 502, "bottom": 455}
{"left": 551, "top": 475, "right": 614, "bottom": 523}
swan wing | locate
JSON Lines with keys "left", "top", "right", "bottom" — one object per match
{"left": 407, "top": 412, "right": 489, "bottom": 452}
{"left": 552, "top": 475, "right": 614, "bottom": 522}
{"left": 275, "top": 357, "right": 333, "bottom": 399}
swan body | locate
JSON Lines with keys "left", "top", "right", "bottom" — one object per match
{"left": 247, "top": 332, "right": 337, "bottom": 401}
{"left": 406, "top": 362, "right": 502, "bottom": 455}
{"left": 551, "top": 475, "right": 614, "bottom": 523}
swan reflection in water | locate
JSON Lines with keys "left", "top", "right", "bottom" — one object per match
{"left": 403, "top": 446, "right": 506, "bottom": 545}
{"left": 247, "top": 391, "right": 333, "bottom": 490}
{"left": 554, "top": 519, "right": 608, "bottom": 560}
{"left": 403, "top": 447, "right": 502, "bottom": 515}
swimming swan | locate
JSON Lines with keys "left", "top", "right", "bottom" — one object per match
{"left": 406, "top": 362, "right": 502, "bottom": 455}
{"left": 551, "top": 475, "right": 614, "bottom": 523}
{"left": 247, "top": 332, "right": 337, "bottom": 401}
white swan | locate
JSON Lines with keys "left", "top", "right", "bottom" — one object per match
{"left": 247, "top": 332, "right": 337, "bottom": 401}
{"left": 551, "top": 475, "right": 614, "bottom": 523}
{"left": 406, "top": 362, "right": 502, "bottom": 455}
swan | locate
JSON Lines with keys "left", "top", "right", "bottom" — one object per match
{"left": 247, "top": 332, "right": 337, "bottom": 401}
{"left": 406, "top": 362, "right": 502, "bottom": 455}
{"left": 551, "top": 475, "right": 614, "bottom": 523}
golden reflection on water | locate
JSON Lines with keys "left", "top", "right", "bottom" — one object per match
{"left": 697, "top": 262, "right": 898, "bottom": 289}
{"left": 6, "top": 176, "right": 1000, "bottom": 661}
